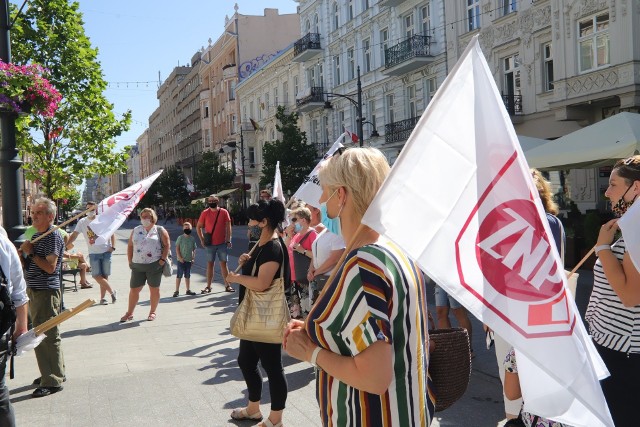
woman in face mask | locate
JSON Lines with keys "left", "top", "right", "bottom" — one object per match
{"left": 283, "top": 148, "right": 433, "bottom": 427}
{"left": 122, "top": 208, "right": 170, "bottom": 322}
{"left": 584, "top": 155, "right": 640, "bottom": 427}
{"left": 287, "top": 207, "right": 317, "bottom": 319}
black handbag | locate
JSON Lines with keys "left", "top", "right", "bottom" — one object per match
{"left": 203, "top": 209, "right": 221, "bottom": 246}
{"left": 292, "top": 231, "right": 313, "bottom": 284}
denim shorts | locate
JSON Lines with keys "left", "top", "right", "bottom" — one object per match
{"left": 177, "top": 261, "right": 192, "bottom": 279}
{"left": 434, "top": 285, "right": 462, "bottom": 309}
{"left": 89, "top": 252, "right": 112, "bottom": 277}
{"left": 205, "top": 243, "right": 228, "bottom": 263}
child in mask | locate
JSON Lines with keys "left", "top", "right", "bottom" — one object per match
{"left": 174, "top": 222, "right": 197, "bottom": 297}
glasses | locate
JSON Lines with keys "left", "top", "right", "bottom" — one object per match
{"left": 290, "top": 217, "right": 297, "bottom": 222}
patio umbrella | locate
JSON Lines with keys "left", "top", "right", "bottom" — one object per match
{"left": 525, "top": 112, "right": 640, "bottom": 169}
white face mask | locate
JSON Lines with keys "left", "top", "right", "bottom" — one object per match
{"left": 141, "top": 219, "right": 152, "bottom": 228}
{"left": 87, "top": 211, "right": 96, "bottom": 219}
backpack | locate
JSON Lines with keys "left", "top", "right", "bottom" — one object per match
{"left": 0, "top": 265, "right": 16, "bottom": 338}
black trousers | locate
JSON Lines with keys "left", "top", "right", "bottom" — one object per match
{"left": 0, "top": 335, "right": 15, "bottom": 427}
{"left": 595, "top": 342, "right": 640, "bottom": 427}
{"left": 237, "top": 339, "right": 287, "bottom": 411}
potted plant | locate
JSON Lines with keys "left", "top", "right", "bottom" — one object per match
{"left": 0, "top": 61, "right": 61, "bottom": 117}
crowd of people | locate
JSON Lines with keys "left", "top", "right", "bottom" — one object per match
{"left": 0, "top": 148, "right": 639, "bottom": 427}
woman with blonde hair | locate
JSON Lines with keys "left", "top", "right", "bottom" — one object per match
{"left": 283, "top": 148, "right": 432, "bottom": 426}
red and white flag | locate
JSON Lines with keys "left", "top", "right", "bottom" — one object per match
{"left": 362, "top": 36, "right": 613, "bottom": 427}
{"left": 90, "top": 170, "right": 163, "bottom": 246}
{"left": 292, "top": 134, "right": 345, "bottom": 207}
{"left": 344, "top": 127, "right": 359, "bottom": 144}
{"left": 273, "top": 161, "right": 285, "bottom": 204}
{"left": 617, "top": 198, "right": 640, "bottom": 271}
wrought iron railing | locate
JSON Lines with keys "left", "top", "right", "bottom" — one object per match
{"left": 296, "top": 86, "right": 324, "bottom": 108}
{"left": 384, "top": 117, "right": 420, "bottom": 144}
{"left": 294, "top": 33, "right": 321, "bottom": 57}
{"left": 385, "top": 35, "right": 432, "bottom": 69}
{"left": 502, "top": 93, "right": 523, "bottom": 115}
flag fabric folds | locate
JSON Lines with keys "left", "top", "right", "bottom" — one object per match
{"left": 292, "top": 134, "right": 345, "bottom": 207}
{"left": 361, "top": 36, "right": 613, "bottom": 427}
{"left": 273, "top": 161, "right": 285, "bottom": 204}
{"left": 617, "top": 199, "right": 640, "bottom": 271}
{"left": 344, "top": 127, "right": 359, "bottom": 144}
{"left": 90, "top": 170, "right": 163, "bottom": 246}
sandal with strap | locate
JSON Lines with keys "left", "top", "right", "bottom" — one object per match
{"left": 224, "top": 285, "right": 235, "bottom": 293}
{"left": 257, "top": 418, "right": 283, "bottom": 427}
{"left": 120, "top": 313, "right": 133, "bottom": 323}
{"left": 230, "top": 407, "right": 262, "bottom": 421}
{"left": 200, "top": 287, "right": 212, "bottom": 294}
{"left": 147, "top": 312, "right": 156, "bottom": 321}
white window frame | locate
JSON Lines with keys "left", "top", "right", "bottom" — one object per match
{"left": 368, "top": 99, "right": 376, "bottom": 130}
{"left": 407, "top": 85, "right": 417, "bottom": 119}
{"left": 347, "top": 47, "right": 355, "bottom": 80}
{"left": 386, "top": 94, "right": 395, "bottom": 124}
{"left": 421, "top": 4, "right": 431, "bottom": 36}
{"left": 467, "top": 0, "right": 480, "bottom": 32}
{"left": 380, "top": 28, "right": 389, "bottom": 67}
{"left": 332, "top": 2, "right": 339, "bottom": 31}
{"left": 334, "top": 55, "right": 341, "bottom": 86}
{"left": 364, "top": 38, "right": 371, "bottom": 73}
{"left": 500, "top": 0, "right": 517, "bottom": 17}
{"left": 543, "top": 42, "right": 554, "bottom": 92}
{"left": 578, "top": 12, "right": 610, "bottom": 73}
{"left": 404, "top": 13, "right": 414, "bottom": 38}
{"left": 348, "top": 0, "right": 354, "bottom": 21}
{"left": 283, "top": 81, "right": 288, "bottom": 105}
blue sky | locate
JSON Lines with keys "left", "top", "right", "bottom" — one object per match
{"left": 74, "top": 0, "right": 299, "bottom": 151}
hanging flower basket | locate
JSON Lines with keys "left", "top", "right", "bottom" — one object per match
{"left": 0, "top": 61, "right": 62, "bottom": 117}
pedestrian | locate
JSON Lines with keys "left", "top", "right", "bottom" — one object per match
{"left": 19, "top": 197, "right": 66, "bottom": 398}
{"left": 0, "top": 228, "right": 29, "bottom": 424}
{"left": 65, "top": 201, "right": 117, "bottom": 305}
{"left": 286, "top": 207, "right": 317, "bottom": 318}
{"left": 284, "top": 148, "right": 433, "bottom": 426}
{"left": 585, "top": 156, "right": 640, "bottom": 426}
{"left": 196, "top": 195, "right": 234, "bottom": 293}
{"left": 226, "top": 199, "right": 289, "bottom": 427}
{"left": 174, "top": 222, "right": 197, "bottom": 297}
{"left": 434, "top": 285, "right": 474, "bottom": 357}
{"left": 121, "top": 208, "right": 170, "bottom": 322}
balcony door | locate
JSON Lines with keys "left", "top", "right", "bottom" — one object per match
{"left": 503, "top": 54, "right": 521, "bottom": 114}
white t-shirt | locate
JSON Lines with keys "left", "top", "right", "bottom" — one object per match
{"left": 74, "top": 217, "right": 112, "bottom": 254}
{"left": 312, "top": 229, "right": 345, "bottom": 276}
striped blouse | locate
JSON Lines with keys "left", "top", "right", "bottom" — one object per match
{"left": 305, "top": 239, "right": 433, "bottom": 426}
{"left": 585, "top": 238, "right": 640, "bottom": 353}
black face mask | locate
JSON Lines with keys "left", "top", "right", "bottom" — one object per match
{"left": 183, "top": 229, "right": 192, "bottom": 235}
{"left": 208, "top": 203, "right": 218, "bottom": 209}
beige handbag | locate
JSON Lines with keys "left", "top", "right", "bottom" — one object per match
{"left": 230, "top": 243, "right": 291, "bottom": 344}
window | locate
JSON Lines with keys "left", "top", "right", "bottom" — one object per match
{"left": 311, "top": 119, "right": 318, "bottom": 143}
{"left": 467, "top": 0, "right": 480, "bottom": 32}
{"left": 274, "top": 87, "right": 279, "bottom": 106}
{"left": 332, "top": 2, "right": 339, "bottom": 30}
{"left": 500, "top": 0, "right": 517, "bottom": 16}
{"left": 313, "top": 14, "right": 319, "bottom": 33}
{"left": 339, "top": 111, "right": 345, "bottom": 130}
{"left": 427, "top": 77, "right": 437, "bottom": 100}
{"left": 203, "top": 103, "right": 209, "bottom": 118}
{"left": 348, "top": 0, "right": 354, "bottom": 20}
{"left": 283, "top": 82, "right": 289, "bottom": 104}
{"left": 265, "top": 93, "right": 269, "bottom": 114}
{"left": 204, "top": 129, "right": 211, "bottom": 148}
{"left": 364, "top": 38, "right": 371, "bottom": 72}
{"left": 334, "top": 55, "right": 341, "bottom": 85}
{"left": 305, "top": 19, "right": 311, "bottom": 34}
{"left": 504, "top": 54, "right": 521, "bottom": 95}
{"left": 347, "top": 47, "right": 355, "bottom": 80}
{"left": 351, "top": 105, "right": 357, "bottom": 132}
{"left": 368, "top": 99, "right": 376, "bottom": 129}
{"left": 408, "top": 85, "right": 417, "bottom": 118}
{"left": 323, "top": 116, "right": 329, "bottom": 144}
{"left": 250, "top": 101, "right": 254, "bottom": 119}
{"left": 405, "top": 13, "right": 414, "bottom": 38}
{"left": 294, "top": 76, "right": 299, "bottom": 98}
{"left": 380, "top": 28, "right": 389, "bottom": 67}
{"left": 386, "top": 94, "right": 395, "bottom": 124}
{"left": 257, "top": 96, "right": 262, "bottom": 120}
{"left": 363, "top": 0, "right": 369, "bottom": 10}
{"left": 421, "top": 4, "right": 431, "bottom": 35}
{"left": 229, "top": 81, "right": 236, "bottom": 100}
{"left": 248, "top": 146, "right": 255, "bottom": 165}
{"left": 231, "top": 114, "right": 237, "bottom": 134}
{"left": 543, "top": 43, "right": 554, "bottom": 92}
{"left": 578, "top": 13, "right": 610, "bottom": 73}
{"left": 319, "top": 64, "right": 324, "bottom": 86}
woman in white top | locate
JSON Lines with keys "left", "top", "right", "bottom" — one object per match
{"left": 122, "top": 208, "right": 170, "bottom": 322}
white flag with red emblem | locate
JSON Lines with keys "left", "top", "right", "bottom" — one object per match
{"left": 617, "top": 199, "right": 640, "bottom": 271}
{"left": 90, "top": 170, "right": 163, "bottom": 246}
{"left": 273, "top": 161, "right": 285, "bottom": 204}
{"left": 362, "top": 36, "right": 612, "bottom": 427}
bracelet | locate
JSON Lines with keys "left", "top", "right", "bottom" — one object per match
{"left": 310, "top": 346, "right": 322, "bottom": 368}
{"left": 594, "top": 245, "right": 611, "bottom": 256}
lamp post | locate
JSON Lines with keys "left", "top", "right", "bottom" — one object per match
{"left": 219, "top": 129, "right": 247, "bottom": 212}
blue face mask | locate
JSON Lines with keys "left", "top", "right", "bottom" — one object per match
{"left": 294, "top": 222, "right": 302, "bottom": 233}
{"left": 320, "top": 203, "right": 341, "bottom": 236}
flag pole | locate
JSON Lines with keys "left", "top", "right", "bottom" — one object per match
{"left": 567, "top": 245, "right": 595, "bottom": 279}
{"left": 29, "top": 206, "right": 96, "bottom": 244}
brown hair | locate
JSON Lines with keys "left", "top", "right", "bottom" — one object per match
{"left": 531, "top": 168, "right": 558, "bottom": 215}
{"left": 613, "top": 155, "right": 640, "bottom": 185}
{"left": 291, "top": 206, "right": 312, "bottom": 222}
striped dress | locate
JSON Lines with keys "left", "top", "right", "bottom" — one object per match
{"left": 305, "top": 239, "right": 433, "bottom": 426}
{"left": 585, "top": 238, "right": 640, "bottom": 353}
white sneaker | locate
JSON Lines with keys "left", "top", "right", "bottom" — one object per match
{"left": 99, "top": 299, "right": 108, "bottom": 305}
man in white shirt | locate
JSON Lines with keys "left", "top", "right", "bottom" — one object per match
{"left": 66, "top": 202, "right": 116, "bottom": 305}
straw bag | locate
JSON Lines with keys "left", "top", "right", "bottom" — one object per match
{"left": 230, "top": 244, "right": 290, "bottom": 344}
{"left": 428, "top": 312, "right": 471, "bottom": 412}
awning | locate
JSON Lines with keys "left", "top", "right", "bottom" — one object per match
{"left": 190, "top": 197, "right": 207, "bottom": 205}
{"left": 216, "top": 188, "right": 239, "bottom": 197}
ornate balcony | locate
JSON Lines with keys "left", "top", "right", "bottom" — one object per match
{"left": 383, "top": 35, "right": 434, "bottom": 76}
{"left": 292, "top": 33, "right": 322, "bottom": 62}
{"left": 384, "top": 117, "right": 420, "bottom": 144}
{"left": 502, "top": 93, "right": 523, "bottom": 116}
{"left": 296, "top": 86, "right": 325, "bottom": 113}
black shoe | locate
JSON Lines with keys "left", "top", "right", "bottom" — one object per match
{"left": 173, "top": 291, "right": 179, "bottom": 297}
{"left": 33, "top": 376, "right": 66, "bottom": 385}
{"left": 185, "top": 290, "right": 196, "bottom": 296}
{"left": 32, "top": 386, "right": 63, "bottom": 398}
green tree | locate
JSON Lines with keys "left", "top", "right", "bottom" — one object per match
{"left": 138, "top": 167, "right": 190, "bottom": 209}
{"left": 194, "top": 151, "right": 235, "bottom": 196}
{"left": 10, "top": 0, "right": 131, "bottom": 199}
{"left": 260, "top": 106, "right": 317, "bottom": 194}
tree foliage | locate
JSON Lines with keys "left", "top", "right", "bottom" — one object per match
{"left": 10, "top": 0, "right": 131, "bottom": 199}
{"left": 260, "top": 106, "right": 317, "bottom": 194}
{"left": 194, "top": 151, "right": 235, "bottom": 196}
{"left": 139, "top": 166, "right": 190, "bottom": 209}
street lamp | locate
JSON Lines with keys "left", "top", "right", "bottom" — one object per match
{"left": 219, "top": 128, "right": 247, "bottom": 212}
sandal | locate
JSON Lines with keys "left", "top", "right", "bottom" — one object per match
{"left": 230, "top": 407, "right": 262, "bottom": 421}
{"left": 147, "top": 312, "right": 156, "bottom": 321}
{"left": 258, "top": 418, "right": 283, "bottom": 427}
{"left": 200, "top": 287, "right": 212, "bottom": 294}
{"left": 224, "top": 285, "right": 235, "bottom": 293}
{"left": 80, "top": 283, "right": 93, "bottom": 289}
{"left": 120, "top": 313, "right": 133, "bottom": 323}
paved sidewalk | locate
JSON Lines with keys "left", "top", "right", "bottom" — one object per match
{"left": 9, "top": 220, "right": 593, "bottom": 426}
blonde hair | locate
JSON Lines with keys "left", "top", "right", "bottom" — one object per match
{"left": 319, "top": 147, "right": 390, "bottom": 219}
{"left": 182, "top": 221, "right": 192, "bottom": 228}
{"left": 291, "top": 206, "right": 311, "bottom": 222}
{"left": 531, "top": 168, "right": 558, "bottom": 215}
{"left": 140, "top": 208, "right": 158, "bottom": 223}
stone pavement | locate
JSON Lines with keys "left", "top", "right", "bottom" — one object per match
{"left": 9, "top": 219, "right": 596, "bottom": 426}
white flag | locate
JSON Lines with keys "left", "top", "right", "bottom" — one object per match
{"left": 361, "top": 36, "right": 613, "bottom": 427}
{"left": 273, "top": 161, "right": 285, "bottom": 203}
{"left": 292, "top": 134, "right": 345, "bottom": 207}
{"left": 617, "top": 199, "right": 640, "bottom": 271}
{"left": 91, "top": 170, "right": 163, "bottom": 246}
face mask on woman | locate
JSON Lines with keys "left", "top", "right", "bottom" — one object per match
{"left": 141, "top": 218, "right": 152, "bottom": 228}
{"left": 320, "top": 203, "right": 341, "bottom": 236}
{"left": 183, "top": 228, "right": 192, "bottom": 235}
{"left": 612, "top": 184, "right": 636, "bottom": 217}
{"left": 294, "top": 222, "right": 302, "bottom": 233}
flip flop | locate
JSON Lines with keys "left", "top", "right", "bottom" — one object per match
{"left": 224, "top": 285, "right": 235, "bottom": 293}
{"left": 230, "top": 407, "right": 262, "bottom": 421}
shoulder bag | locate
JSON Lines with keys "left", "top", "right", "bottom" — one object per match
{"left": 230, "top": 242, "right": 291, "bottom": 343}
{"left": 292, "top": 231, "right": 313, "bottom": 285}
{"left": 203, "top": 209, "right": 221, "bottom": 247}
{"left": 156, "top": 225, "right": 173, "bottom": 277}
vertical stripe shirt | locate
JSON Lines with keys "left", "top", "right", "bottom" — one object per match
{"left": 306, "top": 239, "right": 432, "bottom": 426}
{"left": 585, "top": 238, "right": 640, "bottom": 354}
